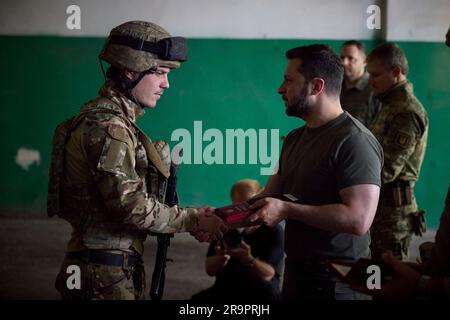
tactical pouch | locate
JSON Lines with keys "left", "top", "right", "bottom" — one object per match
{"left": 47, "top": 116, "right": 77, "bottom": 218}
{"left": 132, "top": 260, "right": 146, "bottom": 300}
{"left": 47, "top": 109, "right": 105, "bottom": 218}
{"left": 411, "top": 209, "right": 426, "bottom": 237}
{"left": 382, "top": 180, "right": 413, "bottom": 207}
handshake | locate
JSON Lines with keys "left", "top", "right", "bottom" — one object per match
{"left": 191, "top": 199, "right": 263, "bottom": 242}
{"left": 191, "top": 206, "right": 229, "bottom": 242}
{"left": 191, "top": 201, "right": 263, "bottom": 242}
{"left": 190, "top": 198, "right": 266, "bottom": 242}
{"left": 191, "top": 194, "right": 299, "bottom": 242}
{"left": 190, "top": 199, "right": 262, "bottom": 242}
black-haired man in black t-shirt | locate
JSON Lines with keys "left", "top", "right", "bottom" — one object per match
{"left": 248, "top": 45, "right": 384, "bottom": 300}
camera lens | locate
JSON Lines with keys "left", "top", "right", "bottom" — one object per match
{"left": 222, "top": 229, "right": 242, "bottom": 248}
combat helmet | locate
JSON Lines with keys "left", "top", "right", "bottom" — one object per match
{"left": 99, "top": 20, "right": 188, "bottom": 72}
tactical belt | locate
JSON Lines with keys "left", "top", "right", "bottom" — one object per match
{"left": 381, "top": 180, "right": 413, "bottom": 207}
{"left": 68, "top": 250, "right": 141, "bottom": 268}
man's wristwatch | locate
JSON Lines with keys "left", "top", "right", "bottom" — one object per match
{"left": 244, "top": 257, "right": 256, "bottom": 269}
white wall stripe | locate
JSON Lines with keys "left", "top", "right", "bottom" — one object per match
{"left": 387, "top": 0, "right": 450, "bottom": 42}
{"left": 0, "top": 0, "right": 449, "bottom": 41}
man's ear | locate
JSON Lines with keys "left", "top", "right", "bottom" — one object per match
{"left": 392, "top": 65, "right": 402, "bottom": 79}
{"left": 310, "top": 78, "right": 325, "bottom": 96}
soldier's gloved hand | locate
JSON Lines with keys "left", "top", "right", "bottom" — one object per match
{"left": 191, "top": 206, "right": 228, "bottom": 242}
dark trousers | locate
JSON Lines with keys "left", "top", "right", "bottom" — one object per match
{"left": 191, "top": 280, "right": 281, "bottom": 301}
{"left": 282, "top": 265, "right": 370, "bottom": 300}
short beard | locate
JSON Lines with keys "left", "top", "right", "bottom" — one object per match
{"left": 285, "top": 86, "right": 312, "bottom": 118}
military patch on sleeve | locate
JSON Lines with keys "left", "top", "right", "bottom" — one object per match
{"left": 97, "top": 137, "right": 128, "bottom": 175}
{"left": 107, "top": 124, "right": 130, "bottom": 143}
{"left": 394, "top": 131, "right": 412, "bottom": 148}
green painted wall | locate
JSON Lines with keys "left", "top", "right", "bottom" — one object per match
{"left": 0, "top": 36, "right": 449, "bottom": 227}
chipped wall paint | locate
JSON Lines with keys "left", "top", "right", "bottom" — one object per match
{"left": 15, "top": 148, "right": 40, "bottom": 171}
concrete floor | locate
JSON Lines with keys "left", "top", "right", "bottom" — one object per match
{"left": 0, "top": 214, "right": 436, "bottom": 300}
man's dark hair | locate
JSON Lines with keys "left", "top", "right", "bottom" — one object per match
{"left": 367, "top": 42, "right": 409, "bottom": 76}
{"left": 286, "top": 44, "right": 344, "bottom": 96}
{"left": 342, "top": 40, "right": 366, "bottom": 54}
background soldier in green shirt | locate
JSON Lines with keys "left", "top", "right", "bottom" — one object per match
{"left": 367, "top": 42, "right": 429, "bottom": 261}
{"left": 340, "top": 40, "right": 379, "bottom": 128}
{"left": 48, "top": 20, "right": 227, "bottom": 300}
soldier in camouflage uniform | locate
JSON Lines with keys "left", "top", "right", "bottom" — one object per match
{"left": 367, "top": 42, "right": 429, "bottom": 260}
{"left": 48, "top": 21, "right": 227, "bottom": 300}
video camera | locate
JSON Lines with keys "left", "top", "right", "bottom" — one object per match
{"left": 221, "top": 229, "right": 242, "bottom": 248}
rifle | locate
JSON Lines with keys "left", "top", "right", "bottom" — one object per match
{"left": 149, "top": 150, "right": 181, "bottom": 300}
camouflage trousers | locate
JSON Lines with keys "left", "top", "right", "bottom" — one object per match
{"left": 55, "top": 253, "right": 146, "bottom": 300}
{"left": 370, "top": 203, "right": 417, "bottom": 261}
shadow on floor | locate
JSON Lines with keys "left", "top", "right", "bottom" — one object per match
{"left": 0, "top": 216, "right": 436, "bottom": 300}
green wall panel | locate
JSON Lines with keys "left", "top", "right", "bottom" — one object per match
{"left": 0, "top": 36, "right": 448, "bottom": 227}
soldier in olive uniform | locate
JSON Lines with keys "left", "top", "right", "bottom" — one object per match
{"left": 48, "top": 21, "right": 227, "bottom": 300}
{"left": 367, "top": 42, "right": 429, "bottom": 260}
{"left": 340, "top": 40, "right": 379, "bottom": 128}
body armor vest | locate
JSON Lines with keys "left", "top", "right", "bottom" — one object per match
{"left": 48, "top": 97, "right": 170, "bottom": 254}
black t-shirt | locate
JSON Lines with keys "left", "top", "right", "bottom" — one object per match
{"left": 278, "top": 112, "right": 383, "bottom": 272}
{"left": 207, "top": 224, "right": 284, "bottom": 288}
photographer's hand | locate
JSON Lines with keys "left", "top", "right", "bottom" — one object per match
{"left": 226, "top": 241, "right": 254, "bottom": 264}
{"left": 205, "top": 242, "right": 230, "bottom": 276}
{"left": 227, "top": 240, "right": 275, "bottom": 281}
{"left": 215, "top": 242, "right": 230, "bottom": 259}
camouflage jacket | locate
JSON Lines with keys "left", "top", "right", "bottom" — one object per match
{"left": 370, "top": 81, "right": 428, "bottom": 185}
{"left": 54, "top": 81, "right": 197, "bottom": 254}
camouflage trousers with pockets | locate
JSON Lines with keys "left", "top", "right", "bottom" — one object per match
{"left": 370, "top": 201, "right": 420, "bottom": 261}
{"left": 55, "top": 252, "right": 146, "bottom": 300}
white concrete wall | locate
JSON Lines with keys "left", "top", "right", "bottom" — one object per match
{"left": 0, "top": 0, "right": 448, "bottom": 41}
{"left": 386, "top": 0, "right": 450, "bottom": 41}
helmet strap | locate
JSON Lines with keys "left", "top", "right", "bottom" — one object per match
{"left": 129, "top": 67, "right": 156, "bottom": 89}
{"left": 99, "top": 59, "right": 107, "bottom": 81}
{"left": 124, "top": 67, "right": 157, "bottom": 109}
{"left": 101, "top": 63, "right": 158, "bottom": 109}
